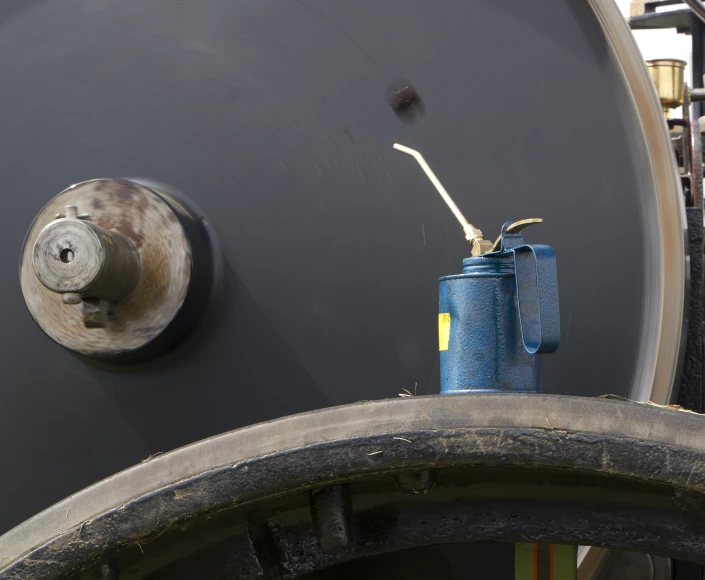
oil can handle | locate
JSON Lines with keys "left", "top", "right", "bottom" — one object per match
{"left": 512, "top": 245, "right": 561, "bottom": 354}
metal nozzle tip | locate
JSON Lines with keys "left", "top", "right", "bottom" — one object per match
{"left": 393, "top": 143, "right": 413, "bottom": 155}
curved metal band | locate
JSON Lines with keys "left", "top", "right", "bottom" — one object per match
{"left": 587, "top": 0, "right": 688, "bottom": 405}
{"left": 2, "top": 395, "right": 705, "bottom": 578}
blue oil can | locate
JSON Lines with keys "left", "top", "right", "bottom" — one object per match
{"left": 439, "top": 221, "right": 560, "bottom": 394}
{"left": 392, "top": 143, "right": 560, "bottom": 395}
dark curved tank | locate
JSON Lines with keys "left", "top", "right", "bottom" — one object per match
{"left": 0, "top": 0, "right": 659, "bottom": 547}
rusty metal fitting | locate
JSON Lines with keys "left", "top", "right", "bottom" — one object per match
{"left": 33, "top": 205, "right": 141, "bottom": 310}
{"left": 20, "top": 179, "right": 216, "bottom": 359}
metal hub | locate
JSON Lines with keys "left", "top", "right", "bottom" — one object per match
{"left": 20, "top": 179, "right": 206, "bottom": 358}
{"left": 32, "top": 205, "right": 141, "bottom": 305}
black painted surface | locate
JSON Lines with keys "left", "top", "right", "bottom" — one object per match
{"left": 0, "top": 0, "right": 649, "bottom": 536}
{"left": 304, "top": 544, "right": 515, "bottom": 580}
{"left": 674, "top": 560, "right": 705, "bottom": 580}
{"left": 678, "top": 207, "right": 703, "bottom": 412}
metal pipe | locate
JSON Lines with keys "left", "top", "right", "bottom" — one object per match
{"left": 392, "top": 143, "right": 483, "bottom": 242}
{"left": 690, "top": 87, "right": 705, "bottom": 101}
{"left": 683, "top": 0, "right": 705, "bottom": 25}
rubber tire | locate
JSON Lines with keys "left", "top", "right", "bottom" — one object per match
{"left": 2, "top": 394, "right": 705, "bottom": 579}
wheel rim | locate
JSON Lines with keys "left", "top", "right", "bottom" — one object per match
{"left": 2, "top": 395, "right": 705, "bottom": 578}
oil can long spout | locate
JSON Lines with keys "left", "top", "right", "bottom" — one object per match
{"left": 393, "top": 143, "right": 489, "bottom": 253}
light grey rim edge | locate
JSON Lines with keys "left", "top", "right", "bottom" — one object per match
{"left": 573, "top": 1, "right": 687, "bottom": 576}
{"left": 589, "top": 0, "right": 687, "bottom": 406}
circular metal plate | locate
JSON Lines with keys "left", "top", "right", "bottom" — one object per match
{"left": 20, "top": 179, "right": 192, "bottom": 356}
{"left": 0, "top": 0, "right": 685, "bottom": 540}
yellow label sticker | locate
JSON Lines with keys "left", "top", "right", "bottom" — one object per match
{"left": 438, "top": 313, "right": 451, "bottom": 351}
